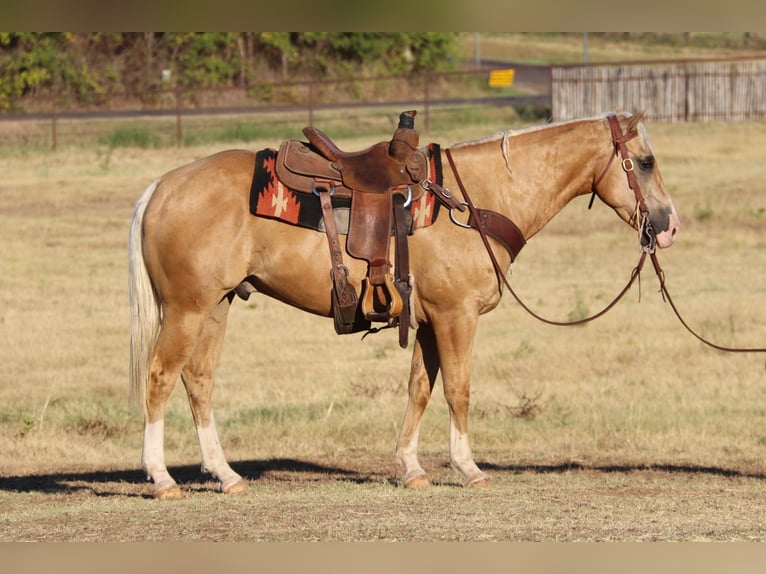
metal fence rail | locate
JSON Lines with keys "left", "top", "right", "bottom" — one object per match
{"left": 552, "top": 57, "right": 766, "bottom": 122}
{"left": 0, "top": 68, "right": 553, "bottom": 150}
{"left": 6, "top": 57, "right": 766, "bottom": 151}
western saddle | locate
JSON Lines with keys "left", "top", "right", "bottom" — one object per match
{"left": 275, "top": 110, "right": 429, "bottom": 347}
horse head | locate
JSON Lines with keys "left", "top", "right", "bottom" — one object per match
{"left": 592, "top": 111, "right": 680, "bottom": 249}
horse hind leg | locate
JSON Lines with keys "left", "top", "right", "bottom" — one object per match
{"left": 180, "top": 295, "right": 247, "bottom": 495}
{"left": 141, "top": 299, "right": 240, "bottom": 499}
{"left": 141, "top": 305, "right": 212, "bottom": 499}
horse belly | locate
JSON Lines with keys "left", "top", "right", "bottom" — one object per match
{"left": 245, "top": 218, "right": 368, "bottom": 317}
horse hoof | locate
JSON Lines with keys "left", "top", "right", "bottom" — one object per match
{"left": 464, "top": 475, "right": 491, "bottom": 489}
{"left": 403, "top": 474, "right": 431, "bottom": 488}
{"left": 153, "top": 484, "right": 184, "bottom": 500}
{"left": 222, "top": 479, "right": 249, "bottom": 495}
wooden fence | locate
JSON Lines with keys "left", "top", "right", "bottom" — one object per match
{"left": 551, "top": 58, "right": 766, "bottom": 122}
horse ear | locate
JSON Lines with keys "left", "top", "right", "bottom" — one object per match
{"left": 626, "top": 110, "right": 646, "bottom": 131}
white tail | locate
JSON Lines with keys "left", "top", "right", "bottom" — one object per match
{"left": 128, "top": 179, "right": 162, "bottom": 416}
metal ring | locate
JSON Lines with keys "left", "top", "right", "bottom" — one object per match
{"left": 402, "top": 186, "right": 413, "bottom": 208}
{"left": 449, "top": 203, "right": 472, "bottom": 229}
{"left": 312, "top": 182, "right": 335, "bottom": 196}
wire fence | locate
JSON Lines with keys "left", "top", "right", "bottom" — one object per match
{"left": 0, "top": 69, "right": 547, "bottom": 150}
{"left": 5, "top": 57, "right": 766, "bottom": 151}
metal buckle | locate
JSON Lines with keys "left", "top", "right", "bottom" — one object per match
{"left": 622, "top": 158, "right": 634, "bottom": 172}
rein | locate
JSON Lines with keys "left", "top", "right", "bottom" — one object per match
{"left": 444, "top": 146, "right": 646, "bottom": 327}
{"left": 440, "top": 119, "right": 766, "bottom": 356}
{"left": 648, "top": 252, "right": 766, "bottom": 355}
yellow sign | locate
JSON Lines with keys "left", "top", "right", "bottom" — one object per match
{"left": 488, "top": 68, "right": 515, "bottom": 87}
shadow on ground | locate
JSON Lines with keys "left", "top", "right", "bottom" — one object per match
{"left": 0, "top": 458, "right": 366, "bottom": 498}
{"left": 1, "top": 458, "right": 764, "bottom": 497}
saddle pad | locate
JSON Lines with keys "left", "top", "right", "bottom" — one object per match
{"left": 249, "top": 144, "right": 443, "bottom": 233}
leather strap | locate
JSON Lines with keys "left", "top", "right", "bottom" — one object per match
{"left": 318, "top": 186, "right": 362, "bottom": 333}
{"left": 444, "top": 149, "right": 526, "bottom": 263}
{"left": 591, "top": 114, "right": 647, "bottom": 218}
{"left": 392, "top": 194, "right": 412, "bottom": 348}
{"left": 318, "top": 187, "right": 345, "bottom": 278}
{"left": 607, "top": 114, "right": 647, "bottom": 215}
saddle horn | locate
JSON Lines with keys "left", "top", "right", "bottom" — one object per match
{"left": 389, "top": 110, "right": 419, "bottom": 162}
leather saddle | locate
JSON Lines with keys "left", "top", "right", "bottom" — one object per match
{"left": 275, "top": 111, "right": 428, "bottom": 346}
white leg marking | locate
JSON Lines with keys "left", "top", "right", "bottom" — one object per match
{"left": 449, "top": 418, "right": 490, "bottom": 487}
{"left": 397, "top": 428, "right": 429, "bottom": 486}
{"left": 142, "top": 420, "right": 177, "bottom": 491}
{"left": 196, "top": 414, "right": 245, "bottom": 493}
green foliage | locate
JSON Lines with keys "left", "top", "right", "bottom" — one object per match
{"left": 170, "top": 32, "right": 242, "bottom": 88}
{"left": 0, "top": 32, "right": 458, "bottom": 110}
{"left": 0, "top": 33, "right": 110, "bottom": 109}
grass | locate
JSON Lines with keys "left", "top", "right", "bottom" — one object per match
{"left": 1, "top": 114, "right": 766, "bottom": 541}
{"left": 463, "top": 32, "right": 766, "bottom": 65}
{"left": 99, "top": 125, "right": 165, "bottom": 149}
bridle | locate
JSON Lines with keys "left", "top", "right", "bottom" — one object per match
{"left": 438, "top": 116, "right": 766, "bottom": 357}
{"left": 591, "top": 113, "right": 656, "bottom": 254}
{"left": 441, "top": 113, "right": 653, "bottom": 327}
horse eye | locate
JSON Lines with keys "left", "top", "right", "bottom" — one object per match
{"left": 638, "top": 156, "right": 654, "bottom": 170}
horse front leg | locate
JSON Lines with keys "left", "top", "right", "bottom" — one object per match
{"left": 180, "top": 296, "right": 247, "bottom": 495}
{"left": 396, "top": 324, "right": 440, "bottom": 487}
{"left": 434, "top": 312, "right": 491, "bottom": 488}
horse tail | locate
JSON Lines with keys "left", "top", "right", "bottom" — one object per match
{"left": 128, "top": 179, "right": 162, "bottom": 417}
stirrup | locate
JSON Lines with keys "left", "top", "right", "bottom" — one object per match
{"left": 360, "top": 275, "right": 404, "bottom": 321}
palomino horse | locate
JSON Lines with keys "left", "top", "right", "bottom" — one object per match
{"left": 129, "top": 111, "right": 680, "bottom": 498}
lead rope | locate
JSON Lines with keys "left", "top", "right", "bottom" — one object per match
{"left": 648, "top": 252, "right": 766, "bottom": 359}
{"left": 444, "top": 148, "right": 766, "bottom": 360}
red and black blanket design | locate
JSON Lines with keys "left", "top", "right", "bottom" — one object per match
{"left": 249, "top": 143, "right": 444, "bottom": 233}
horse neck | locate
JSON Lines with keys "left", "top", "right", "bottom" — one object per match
{"left": 449, "top": 119, "right": 607, "bottom": 241}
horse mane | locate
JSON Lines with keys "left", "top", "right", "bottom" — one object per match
{"left": 451, "top": 110, "right": 647, "bottom": 151}
{"left": 447, "top": 111, "right": 647, "bottom": 176}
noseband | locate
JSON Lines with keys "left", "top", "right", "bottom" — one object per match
{"left": 591, "top": 113, "right": 656, "bottom": 253}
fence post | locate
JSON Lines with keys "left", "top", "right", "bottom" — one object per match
{"left": 683, "top": 64, "right": 690, "bottom": 122}
{"left": 175, "top": 88, "right": 183, "bottom": 147}
{"left": 307, "top": 80, "right": 314, "bottom": 127}
{"left": 51, "top": 98, "right": 57, "bottom": 151}
{"left": 423, "top": 73, "right": 430, "bottom": 133}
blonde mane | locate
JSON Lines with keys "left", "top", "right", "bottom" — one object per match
{"left": 449, "top": 112, "right": 643, "bottom": 176}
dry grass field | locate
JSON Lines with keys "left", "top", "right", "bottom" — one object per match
{"left": 1, "top": 109, "right": 766, "bottom": 542}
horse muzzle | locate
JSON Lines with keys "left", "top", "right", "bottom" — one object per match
{"left": 652, "top": 208, "right": 681, "bottom": 249}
